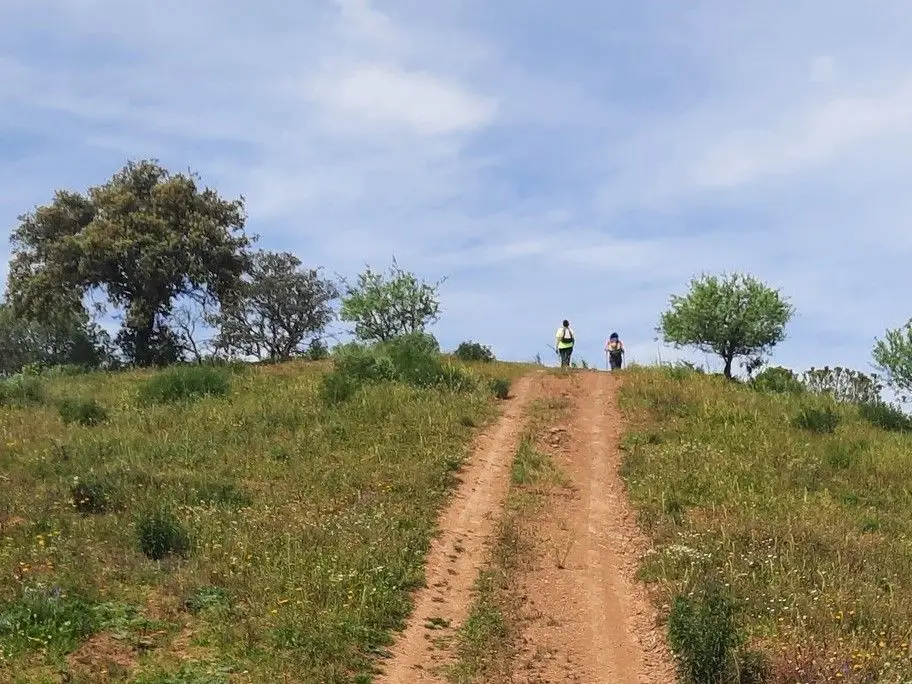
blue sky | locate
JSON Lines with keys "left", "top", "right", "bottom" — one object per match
{"left": 2, "top": 0, "right": 912, "bottom": 372}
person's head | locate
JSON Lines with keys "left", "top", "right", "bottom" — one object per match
{"left": 562, "top": 319, "right": 570, "bottom": 327}
{"left": 609, "top": 332, "right": 619, "bottom": 341}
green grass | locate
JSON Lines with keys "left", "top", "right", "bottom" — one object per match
{"left": 618, "top": 367, "right": 912, "bottom": 683}
{"left": 451, "top": 395, "right": 571, "bottom": 683}
{"left": 0, "top": 358, "right": 515, "bottom": 682}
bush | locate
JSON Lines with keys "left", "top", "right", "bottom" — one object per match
{"left": 801, "top": 366, "right": 883, "bottom": 404}
{"left": 305, "top": 338, "right": 330, "bottom": 361}
{"left": 667, "top": 578, "right": 744, "bottom": 684}
{"left": 71, "top": 476, "right": 115, "bottom": 514}
{"left": 750, "top": 366, "right": 804, "bottom": 394}
{"left": 137, "top": 510, "right": 191, "bottom": 560}
{"left": 138, "top": 365, "right": 231, "bottom": 404}
{"left": 319, "top": 370, "right": 361, "bottom": 406}
{"left": 0, "top": 374, "right": 46, "bottom": 406}
{"left": 454, "top": 341, "right": 495, "bottom": 363}
{"left": 489, "top": 378, "right": 511, "bottom": 400}
{"left": 58, "top": 398, "right": 108, "bottom": 426}
{"left": 792, "top": 405, "right": 840, "bottom": 434}
{"left": 323, "top": 334, "right": 479, "bottom": 402}
{"left": 858, "top": 401, "right": 912, "bottom": 432}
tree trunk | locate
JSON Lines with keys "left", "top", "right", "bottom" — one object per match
{"left": 723, "top": 355, "right": 734, "bottom": 379}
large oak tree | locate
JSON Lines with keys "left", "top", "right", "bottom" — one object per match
{"left": 5, "top": 160, "right": 253, "bottom": 366}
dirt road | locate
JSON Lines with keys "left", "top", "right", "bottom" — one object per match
{"left": 376, "top": 375, "right": 535, "bottom": 683}
{"left": 377, "top": 371, "right": 674, "bottom": 683}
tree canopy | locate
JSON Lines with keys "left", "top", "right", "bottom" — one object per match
{"left": 210, "top": 250, "right": 338, "bottom": 362}
{"left": 659, "top": 272, "right": 794, "bottom": 378}
{"left": 5, "top": 159, "right": 253, "bottom": 366}
{"left": 873, "top": 319, "right": 912, "bottom": 401}
{"left": 0, "top": 303, "right": 112, "bottom": 375}
{"left": 340, "top": 258, "right": 443, "bottom": 342}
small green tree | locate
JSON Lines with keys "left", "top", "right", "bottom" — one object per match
{"left": 873, "top": 319, "right": 912, "bottom": 401}
{"left": 209, "top": 250, "right": 338, "bottom": 362}
{"left": 340, "top": 258, "right": 444, "bottom": 342}
{"left": 659, "top": 273, "right": 794, "bottom": 379}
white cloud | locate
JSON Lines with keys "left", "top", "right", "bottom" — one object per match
{"left": 307, "top": 63, "right": 497, "bottom": 136}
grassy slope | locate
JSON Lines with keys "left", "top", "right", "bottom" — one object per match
{"left": 619, "top": 367, "right": 912, "bottom": 682}
{"left": 0, "top": 360, "right": 525, "bottom": 683}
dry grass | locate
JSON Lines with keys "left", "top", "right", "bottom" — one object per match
{"left": 618, "top": 366, "right": 912, "bottom": 683}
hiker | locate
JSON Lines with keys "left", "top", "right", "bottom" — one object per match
{"left": 555, "top": 319, "right": 575, "bottom": 367}
{"left": 605, "top": 332, "right": 624, "bottom": 370}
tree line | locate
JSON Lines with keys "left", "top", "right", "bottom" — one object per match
{"left": 3, "top": 158, "right": 912, "bottom": 405}
{"left": 1, "top": 160, "right": 443, "bottom": 373}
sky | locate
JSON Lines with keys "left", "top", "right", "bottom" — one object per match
{"left": 2, "top": 0, "right": 912, "bottom": 373}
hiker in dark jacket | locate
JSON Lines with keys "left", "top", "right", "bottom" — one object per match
{"left": 604, "top": 332, "right": 624, "bottom": 370}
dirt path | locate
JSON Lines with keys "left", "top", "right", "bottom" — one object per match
{"left": 515, "top": 371, "right": 675, "bottom": 683}
{"left": 376, "top": 375, "right": 536, "bottom": 684}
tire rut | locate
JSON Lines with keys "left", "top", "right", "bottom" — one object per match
{"left": 375, "top": 374, "right": 536, "bottom": 684}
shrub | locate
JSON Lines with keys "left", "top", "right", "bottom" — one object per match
{"left": 325, "top": 334, "right": 478, "bottom": 402}
{"left": 437, "top": 363, "right": 478, "bottom": 392}
{"left": 71, "top": 476, "right": 115, "bottom": 514}
{"left": 750, "top": 366, "right": 804, "bottom": 394}
{"left": 667, "top": 578, "right": 744, "bottom": 684}
{"left": 801, "top": 366, "right": 883, "bottom": 404}
{"left": 454, "top": 341, "right": 495, "bottom": 363}
{"left": 489, "top": 378, "right": 511, "bottom": 400}
{"left": 858, "top": 401, "right": 912, "bottom": 432}
{"left": 58, "top": 398, "right": 108, "bottom": 426}
{"left": 305, "top": 338, "right": 330, "bottom": 361}
{"left": 137, "top": 509, "right": 191, "bottom": 560}
{"left": 319, "top": 370, "right": 360, "bottom": 406}
{"left": 0, "top": 374, "right": 46, "bottom": 406}
{"left": 792, "top": 405, "right": 840, "bottom": 434}
{"left": 824, "top": 439, "right": 866, "bottom": 470}
{"left": 138, "top": 365, "right": 231, "bottom": 404}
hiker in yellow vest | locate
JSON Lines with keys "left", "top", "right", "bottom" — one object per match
{"left": 555, "top": 319, "right": 575, "bottom": 367}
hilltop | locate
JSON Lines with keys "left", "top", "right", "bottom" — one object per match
{"left": 3, "top": 353, "right": 912, "bottom": 683}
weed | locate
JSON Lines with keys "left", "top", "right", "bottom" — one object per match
{"left": 489, "top": 378, "right": 511, "bottom": 400}
{"left": 858, "top": 400, "right": 912, "bottom": 432}
{"left": 792, "top": 404, "right": 840, "bottom": 433}
{"left": 136, "top": 509, "right": 191, "bottom": 560}
{"left": 0, "top": 374, "right": 46, "bottom": 406}
{"left": 71, "top": 475, "right": 115, "bottom": 514}
{"left": 138, "top": 365, "right": 231, "bottom": 404}
{"left": 185, "top": 586, "right": 230, "bottom": 614}
{"left": 0, "top": 586, "right": 99, "bottom": 658}
{"left": 58, "top": 397, "right": 108, "bottom": 426}
{"left": 668, "top": 577, "right": 743, "bottom": 684}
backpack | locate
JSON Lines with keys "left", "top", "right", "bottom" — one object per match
{"left": 561, "top": 327, "right": 574, "bottom": 343}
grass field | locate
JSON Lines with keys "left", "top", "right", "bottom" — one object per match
{"left": 618, "top": 367, "right": 912, "bottom": 683}
{"left": 0, "top": 358, "right": 522, "bottom": 683}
